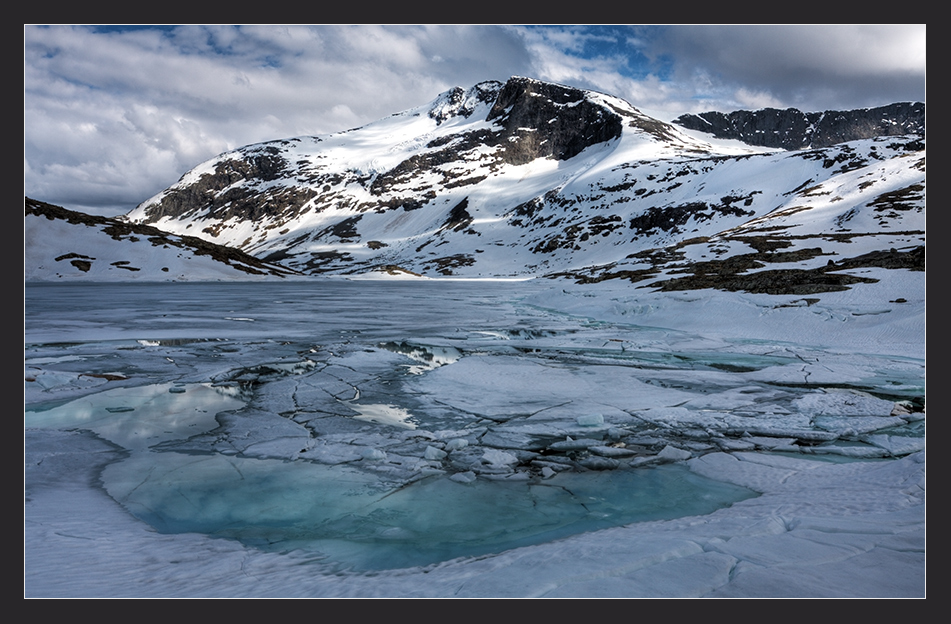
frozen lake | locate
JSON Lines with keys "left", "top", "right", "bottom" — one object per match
{"left": 24, "top": 280, "right": 925, "bottom": 596}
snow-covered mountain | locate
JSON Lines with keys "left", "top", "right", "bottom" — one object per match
{"left": 29, "top": 76, "right": 925, "bottom": 289}
{"left": 119, "top": 76, "right": 924, "bottom": 288}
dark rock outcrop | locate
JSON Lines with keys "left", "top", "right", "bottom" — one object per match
{"left": 487, "top": 77, "right": 623, "bottom": 164}
{"left": 673, "top": 102, "right": 924, "bottom": 150}
{"left": 137, "top": 144, "right": 317, "bottom": 226}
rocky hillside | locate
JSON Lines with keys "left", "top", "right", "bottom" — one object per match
{"left": 673, "top": 102, "right": 924, "bottom": 150}
{"left": 26, "top": 198, "right": 297, "bottom": 280}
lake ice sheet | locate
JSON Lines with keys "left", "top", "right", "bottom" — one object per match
{"left": 24, "top": 280, "right": 925, "bottom": 597}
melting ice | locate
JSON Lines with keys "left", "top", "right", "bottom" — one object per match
{"left": 25, "top": 280, "right": 925, "bottom": 596}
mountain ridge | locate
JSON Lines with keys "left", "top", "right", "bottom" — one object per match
{"left": 28, "top": 76, "right": 925, "bottom": 288}
{"left": 673, "top": 102, "right": 924, "bottom": 150}
{"left": 25, "top": 197, "right": 298, "bottom": 280}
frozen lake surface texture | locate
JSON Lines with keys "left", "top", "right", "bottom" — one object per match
{"left": 25, "top": 280, "right": 925, "bottom": 597}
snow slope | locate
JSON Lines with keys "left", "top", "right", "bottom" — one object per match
{"left": 25, "top": 198, "right": 297, "bottom": 281}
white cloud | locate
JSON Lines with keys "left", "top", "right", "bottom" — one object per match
{"left": 732, "top": 87, "right": 785, "bottom": 111}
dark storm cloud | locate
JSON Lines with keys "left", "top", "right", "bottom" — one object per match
{"left": 646, "top": 25, "right": 925, "bottom": 111}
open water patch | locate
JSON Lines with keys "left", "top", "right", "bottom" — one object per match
{"left": 26, "top": 379, "right": 755, "bottom": 572}
{"left": 100, "top": 451, "right": 756, "bottom": 571}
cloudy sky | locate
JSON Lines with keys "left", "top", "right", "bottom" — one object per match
{"left": 24, "top": 25, "right": 926, "bottom": 216}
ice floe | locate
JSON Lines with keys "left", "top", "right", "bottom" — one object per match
{"left": 25, "top": 278, "right": 924, "bottom": 596}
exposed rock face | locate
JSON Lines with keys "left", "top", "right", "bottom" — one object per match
{"left": 486, "top": 76, "right": 623, "bottom": 164}
{"left": 136, "top": 144, "right": 316, "bottom": 226}
{"left": 673, "top": 102, "right": 924, "bottom": 150}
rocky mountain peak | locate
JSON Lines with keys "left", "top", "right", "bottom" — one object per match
{"left": 129, "top": 77, "right": 637, "bottom": 228}
{"left": 428, "top": 81, "right": 502, "bottom": 124}
{"left": 485, "top": 76, "right": 624, "bottom": 164}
